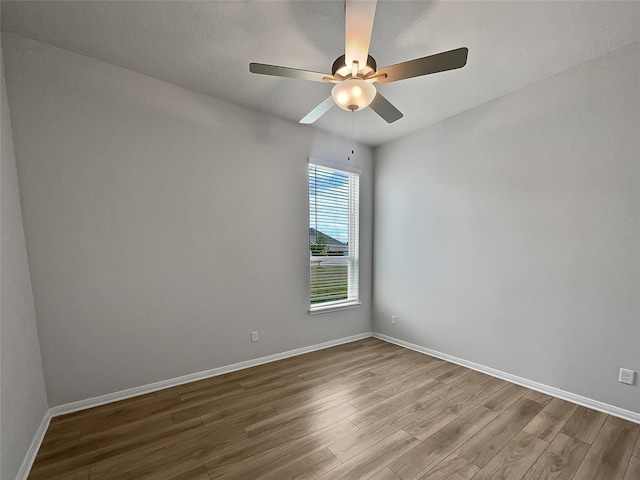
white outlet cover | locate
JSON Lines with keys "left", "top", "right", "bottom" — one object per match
{"left": 619, "top": 368, "right": 635, "bottom": 385}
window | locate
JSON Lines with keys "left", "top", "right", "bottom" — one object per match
{"left": 308, "top": 160, "right": 360, "bottom": 312}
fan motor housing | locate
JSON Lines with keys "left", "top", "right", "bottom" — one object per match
{"left": 332, "top": 54, "right": 377, "bottom": 78}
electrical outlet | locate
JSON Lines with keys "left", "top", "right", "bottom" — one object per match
{"left": 619, "top": 368, "right": 635, "bottom": 385}
{"left": 391, "top": 315, "right": 397, "bottom": 325}
{"left": 251, "top": 331, "right": 259, "bottom": 343}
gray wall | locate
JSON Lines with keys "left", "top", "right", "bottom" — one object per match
{"left": 1, "top": 47, "right": 49, "bottom": 479}
{"left": 374, "top": 41, "right": 640, "bottom": 414}
{"left": 2, "top": 34, "right": 373, "bottom": 407}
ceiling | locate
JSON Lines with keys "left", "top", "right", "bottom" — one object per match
{"left": 1, "top": 1, "right": 639, "bottom": 146}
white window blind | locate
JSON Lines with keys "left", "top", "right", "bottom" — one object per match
{"left": 309, "top": 162, "right": 359, "bottom": 310}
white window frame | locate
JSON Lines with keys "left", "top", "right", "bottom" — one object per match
{"left": 308, "top": 158, "right": 360, "bottom": 315}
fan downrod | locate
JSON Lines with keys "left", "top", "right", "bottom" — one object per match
{"left": 332, "top": 55, "right": 377, "bottom": 78}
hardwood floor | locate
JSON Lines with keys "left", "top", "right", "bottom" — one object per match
{"left": 28, "top": 338, "right": 639, "bottom": 480}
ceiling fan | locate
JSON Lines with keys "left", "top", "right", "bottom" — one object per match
{"left": 249, "top": 0, "right": 468, "bottom": 124}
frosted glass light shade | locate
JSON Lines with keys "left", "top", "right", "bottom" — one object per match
{"left": 331, "top": 79, "right": 377, "bottom": 112}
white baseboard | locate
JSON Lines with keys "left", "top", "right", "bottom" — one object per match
{"left": 15, "top": 410, "right": 52, "bottom": 480}
{"left": 49, "top": 332, "right": 372, "bottom": 417}
{"left": 373, "top": 332, "right": 640, "bottom": 425}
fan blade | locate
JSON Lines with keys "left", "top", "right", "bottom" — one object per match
{"left": 345, "top": 0, "right": 377, "bottom": 72}
{"left": 250, "top": 63, "right": 330, "bottom": 83}
{"left": 369, "top": 92, "right": 403, "bottom": 123}
{"left": 300, "top": 96, "right": 335, "bottom": 124}
{"left": 376, "top": 47, "right": 468, "bottom": 84}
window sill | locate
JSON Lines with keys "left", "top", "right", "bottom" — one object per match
{"left": 308, "top": 302, "right": 362, "bottom": 315}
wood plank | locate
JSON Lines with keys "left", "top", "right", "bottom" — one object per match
{"left": 471, "top": 431, "right": 547, "bottom": 480}
{"left": 389, "top": 405, "right": 498, "bottom": 480}
{"left": 244, "top": 398, "right": 358, "bottom": 439}
{"left": 212, "top": 436, "right": 339, "bottom": 480}
{"left": 623, "top": 455, "right": 640, "bottom": 480}
{"left": 79, "top": 412, "right": 175, "bottom": 443}
{"left": 477, "top": 375, "right": 511, "bottom": 394}
{"left": 370, "top": 468, "right": 402, "bottom": 480}
{"left": 347, "top": 366, "right": 436, "bottom": 410}
{"left": 523, "top": 389, "right": 554, "bottom": 405}
{"left": 521, "top": 432, "right": 591, "bottom": 480}
{"left": 167, "top": 462, "right": 211, "bottom": 480}
{"left": 320, "top": 352, "right": 409, "bottom": 384}
{"left": 430, "top": 370, "right": 489, "bottom": 402}
{"left": 607, "top": 415, "right": 640, "bottom": 431}
{"left": 179, "top": 382, "right": 246, "bottom": 403}
{"left": 522, "top": 397, "right": 577, "bottom": 442}
{"left": 268, "top": 380, "right": 370, "bottom": 413}
{"left": 262, "top": 448, "right": 341, "bottom": 480}
{"left": 329, "top": 393, "right": 442, "bottom": 462}
{"left": 426, "top": 404, "right": 500, "bottom": 450}
{"left": 29, "top": 468, "right": 89, "bottom": 480}
{"left": 434, "top": 365, "right": 467, "bottom": 383}
{"left": 48, "top": 392, "right": 159, "bottom": 425}
{"left": 88, "top": 424, "right": 245, "bottom": 480}
{"left": 572, "top": 420, "right": 639, "bottom": 480}
{"left": 39, "top": 429, "right": 82, "bottom": 450}
{"left": 560, "top": 406, "right": 607, "bottom": 444}
{"left": 346, "top": 378, "right": 443, "bottom": 428}
{"left": 388, "top": 438, "right": 453, "bottom": 480}
{"left": 455, "top": 398, "right": 544, "bottom": 467}
{"left": 171, "top": 380, "right": 324, "bottom": 424}
{"left": 297, "top": 353, "right": 387, "bottom": 381}
{"left": 32, "top": 430, "right": 83, "bottom": 470}
{"left": 29, "top": 417, "right": 208, "bottom": 479}
{"left": 404, "top": 381, "right": 506, "bottom": 441}
{"left": 45, "top": 393, "right": 183, "bottom": 437}
{"left": 418, "top": 453, "right": 479, "bottom": 480}
{"left": 368, "top": 351, "right": 436, "bottom": 378}
{"left": 420, "top": 358, "right": 463, "bottom": 378}
{"left": 481, "top": 382, "right": 528, "bottom": 412}
{"left": 112, "top": 458, "right": 210, "bottom": 480}
{"left": 316, "top": 430, "right": 419, "bottom": 480}
{"left": 203, "top": 418, "right": 358, "bottom": 479}
{"left": 200, "top": 403, "right": 277, "bottom": 431}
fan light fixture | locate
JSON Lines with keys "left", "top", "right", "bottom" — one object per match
{"left": 249, "top": 0, "right": 468, "bottom": 124}
{"left": 331, "top": 78, "right": 377, "bottom": 112}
